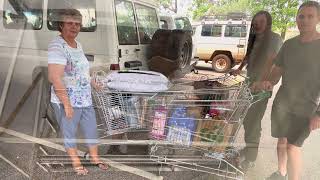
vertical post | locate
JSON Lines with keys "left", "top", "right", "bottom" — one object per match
{"left": 33, "top": 77, "right": 44, "bottom": 137}
{"left": 175, "top": 0, "right": 178, "bottom": 13}
{"left": 0, "top": 29, "right": 25, "bottom": 122}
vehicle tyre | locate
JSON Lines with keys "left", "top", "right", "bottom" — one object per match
{"left": 212, "top": 54, "right": 232, "bottom": 73}
{"left": 149, "top": 29, "right": 173, "bottom": 59}
{"left": 170, "top": 29, "right": 192, "bottom": 69}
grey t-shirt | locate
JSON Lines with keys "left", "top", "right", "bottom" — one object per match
{"left": 247, "top": 32, "right": 283, "bottom": 82}
{"left": 273, "top": 36, "right": 320, "bottom": 115}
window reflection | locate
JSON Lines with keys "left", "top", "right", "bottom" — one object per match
{"left": 3, "top": 0, "right": 43, "bottom": 30}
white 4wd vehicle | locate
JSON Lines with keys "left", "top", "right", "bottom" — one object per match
{"left": 193, "top": 17, "right": 251, "bottom": 72}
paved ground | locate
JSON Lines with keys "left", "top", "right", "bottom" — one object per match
{"left": 195, "top": 61, "right": 320, "bottom": 180}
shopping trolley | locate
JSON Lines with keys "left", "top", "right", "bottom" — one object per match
{"left": 92, "top": 73, "right": 267, "bottom": 180}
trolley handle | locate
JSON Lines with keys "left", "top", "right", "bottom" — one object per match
{"left": 226, "top": 70, "right": 272, "bottom": 103}
{"left": 227, "top": 69, "right": 248, "bottom": 79}
{"left": 251, "top": 90, "right": 272, "bottom": 104}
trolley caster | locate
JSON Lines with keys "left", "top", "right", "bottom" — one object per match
{"left": 224, "top": 147, "right": 240, "bottom": 167}
{"left": 192, "top": 68, "right": 199, "bottom": 74}
{"left": 83, "top": 152, "right": 90, "bottom": 160}
{"left": 170, "top": 165, "right": 176, "bottom": 172}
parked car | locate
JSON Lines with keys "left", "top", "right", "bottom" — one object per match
{"left": 193, "top": 15, "right": 251, "bottom": 72}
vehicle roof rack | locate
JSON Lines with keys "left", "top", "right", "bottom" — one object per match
{"left": 201, "top": 12, "right": 251, "bottom": 21}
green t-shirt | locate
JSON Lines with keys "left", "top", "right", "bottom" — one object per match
{"left": 247, "top": 32, "right": 283, "bottom": 82}
{"left": 273, "top": 36, "right": 320, "bottom": 115}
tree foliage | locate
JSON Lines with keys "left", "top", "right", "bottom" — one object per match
{"left": 188, "top": 0, "right": 305, "bottom": 39}
{"left": 208, "top": 0, "right": 251, "bottom": 17}
{"left": 157, "top": 0, "right": 176, "bottom": 13}
{"left": 250, "top": 0, "right": 303, "bottom": 39}
{"left": 157, "top": 0, "right": 305, "bottom": 38}
{"left": 190, "top": 0, "right": 214, "bottom": 20}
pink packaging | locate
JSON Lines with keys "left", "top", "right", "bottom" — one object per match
{"left": 150, "top": 106, "right": 167, "bottom": 140}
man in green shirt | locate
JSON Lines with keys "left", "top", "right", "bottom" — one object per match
{"left": 261, "top": 1, "right": 320, "bottom": 180}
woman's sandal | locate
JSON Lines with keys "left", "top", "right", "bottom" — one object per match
{"left": 73, "top": 166, "right": 88, "bottom": 175}
{"left": 83, "top": 152, "right": 109, "bottom": 171}
{"left": 94, "top": 162, "right": 109, "bottom": 171}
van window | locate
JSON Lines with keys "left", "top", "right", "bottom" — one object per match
{"left": 115, "top": 0, "right": 139, "bottom": 45}
{"left": 174, "top": 17, "right": 192, "bottom": 31}
{"left": 3, "top": 0, "right": 43, "bottom": 30}
{"left": 201, "top": 24, "right": 222, "bottom": 37}
{"left": 224, "top": 25, "right": 247, "bottom": 37}
{"left": 47, "top": 0, "right": 97, "bottom": 32}
{"left": 135, "top": 4, "right": 158, "bottom": 44}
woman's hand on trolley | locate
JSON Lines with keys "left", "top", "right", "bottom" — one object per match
{"left": 91, "top": 78, "right": 103, "bottom": 91}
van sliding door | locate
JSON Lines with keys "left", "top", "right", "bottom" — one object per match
{"left": 114, "top": 0, "right": 159, "bottom": 70}
{"left": 134, "top": 3, "right": 158, "bottom": 67}
{"left": 115, "top": 0, "right": 141, "bottom": 69}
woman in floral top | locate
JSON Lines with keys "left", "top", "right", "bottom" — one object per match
{"left": 48, "top": 9, "right": 107, "bottom": 175}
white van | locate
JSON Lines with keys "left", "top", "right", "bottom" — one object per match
{"left": 0, "top": 0, "right": 161, "bottom": 134}
{"left": 0, "top": 0, "right": 160, "bottom": 101}
{"left": 193, "top": 18, "right": 251, "bottom": 72}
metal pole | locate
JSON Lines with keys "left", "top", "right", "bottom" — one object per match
{"left": 33, "top": 78, "right": 44, "bottom": 137}
{"left": 175, "top": 0, "right": 178, "bottom": 13}
{"left": 0, "top": 29, "right": 25, "bottom": 121}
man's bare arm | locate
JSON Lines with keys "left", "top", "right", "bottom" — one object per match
{"left": 268, "top": 65, "right": 283, "bottom": 85}
{"left": 260, "top": 53, "right": 278, "bottom": 81}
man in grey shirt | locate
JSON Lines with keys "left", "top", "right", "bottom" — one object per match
{"left": 262, "top": 1, "right": 320, "bottom": 180}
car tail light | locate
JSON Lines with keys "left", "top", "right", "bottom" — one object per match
{"left": 110, "top": 64, "right": 120, "bottom": 70}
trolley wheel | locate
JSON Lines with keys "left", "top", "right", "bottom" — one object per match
{"left": 224, "top": 146, "right": 240, "bottom": 167}
{"left": 170, "top": 165, "right": 176, "bottom": 172}
{"left": 83, "top": 152, "right": 90, "bottom": 160}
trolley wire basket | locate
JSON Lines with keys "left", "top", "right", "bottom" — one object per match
{"left": 91, "top": 73, "right": 263, "bottom": 180}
